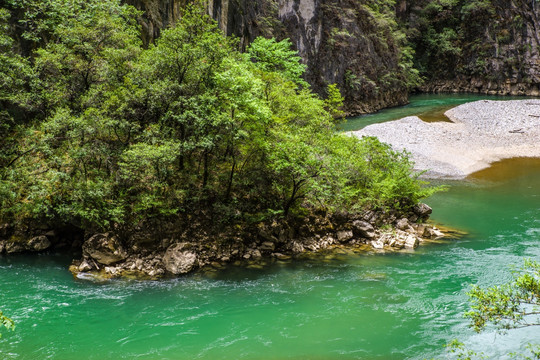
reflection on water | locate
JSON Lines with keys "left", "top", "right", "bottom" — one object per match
{"left": 468, "top": 157, "right": 540, "bottom": 182}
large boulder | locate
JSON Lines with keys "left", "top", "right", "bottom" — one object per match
{"left": 413, "top": 203, "right": 432, "bottom": 221}
{"left": 352, "top": 220, "right": 375, "bottom": 239}
{"left": 82, "top": 233, "right": 127, "bottom": 266}
{"left": 162, "top": 243, "right": 198, "bottom": 275}
{"left": 27, "top": 235, "right": 51, "bottom": 252}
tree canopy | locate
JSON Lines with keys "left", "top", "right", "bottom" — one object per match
{"left": 0, "top": 0, "right": 436, "bottom": 237}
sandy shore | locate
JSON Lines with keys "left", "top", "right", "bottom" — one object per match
{"left": 351, "top": 99, "right": 540, "bottom": 179}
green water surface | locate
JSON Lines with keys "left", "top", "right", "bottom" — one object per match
{"left": 1, "top": 96, "right": 539, "bottom": 360}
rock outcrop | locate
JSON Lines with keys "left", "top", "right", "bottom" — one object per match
{"left": 125, "top": 0, "right": 411, "bottom": 115}
{"left": 0, "top": 224, "right": 54, "bottom": 254}
{"left": 124, "top": 0, "right": 540, "bottom": 113}
{"left": 82, "top": 233, "right": 128, "bottom": 266}
{"left": 67, "top": 204, "right": 457, "bottom": 280}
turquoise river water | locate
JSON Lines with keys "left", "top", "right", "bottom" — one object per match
{"left": 1, "top": 95, "right": 539, "bottom": 359}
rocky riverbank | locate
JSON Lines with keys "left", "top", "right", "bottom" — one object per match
{"left": 0, "top": 204, "right": 453, "bottom": 280}
{"left": 352, "top": 99, "right": 540, "bottom": 179}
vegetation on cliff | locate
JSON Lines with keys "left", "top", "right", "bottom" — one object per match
{"left": 402, "top": 0, "right": 539, "bottom": 90}
{"left": 0, "top": 0, "right": 436, "bottom": 242}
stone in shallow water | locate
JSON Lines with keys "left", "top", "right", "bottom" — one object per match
{"left": 28, "top": 235, "right": 51, "bottom": 252}
{"left": 371, "top": 240, "right": 384, "bottom": 249}
{"left": 404, "top": 235, "right": 420, "bottom": 249}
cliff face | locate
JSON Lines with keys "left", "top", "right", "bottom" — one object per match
{"left": 127, "top": 0, "right": 540, "bottom": 113}
{"left": 276, "top": 1, "right": 410, "bottom": 114}
{"left": 401, "top": 0, "right": 540, "bottom": 96}
{"left": 127, "top": 0, "right": 411, "bottom": 115}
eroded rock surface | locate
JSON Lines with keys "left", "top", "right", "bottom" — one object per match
{"left": 162, "top": 242, "right": 199, "bottom": 275}
{"left": 82, "top": 233, "right": 128, "bottom": 266}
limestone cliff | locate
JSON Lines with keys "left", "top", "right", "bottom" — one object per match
{"left": 126, "top": 0, "right": 412, "bottom": 115}
{"left": 401, "top": 0, "right": 540, "bottom": 96}
{"left": 126, "top": 0, "right": 540, "bottom": 113}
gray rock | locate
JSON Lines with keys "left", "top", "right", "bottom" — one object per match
{"left": 78, "top": 260, "right": 93, "bottom": 272}
{"left": 162, "top": 242, "right": 198, "bottom": 275}
{"left": 423, "top": 227, "right": 445, "bottom": 239}
{"left": 0, "top": 240, "right": 5, "bottom": 253}
{"left": 371, "top": 240, "right": 384, "bottom": 249}
{"left": 82, "top": 233, "right": 127, "bottom": 265}
{"left": 414, "top": 203, "right": 432, "bottom": 219}
{"left": 273, "top": 253, "right": 291, "bottom": 260}
{"left": 352, "top": 220, "right": 375, "bottom": 239}
{"left": 396, "top": 218, "right": 410, "bottom": 230}
{"left": 289, "top": 241, "right": 305, "bottom": 254}
{"left": 404, "top": 235, "right": 420, "bottom": 249}
{"left": 337, "top": 230, "right": 354, "bottom": 242}
{"left": 260, "top": 241, "right": 275, "bottom": 251}
{"left": 5, "top": 241, "right": 25, "bottom": 254}
{"left": 27, "top": 235, "right": 51, "bottom": 252}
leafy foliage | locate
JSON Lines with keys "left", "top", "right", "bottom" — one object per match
{"left": 0, "top": 1, "right": 437, "bottom": 235}
{"left": 0, "top": 310, "right": 15, "bottom": 338}
{"left": 324, "top": 84, "right": 345, "bottom": 120}
{"left": 465, "top": 260, "right": 540, "bottom": 333}
{"left": 435, "top": 261, "right": 540, "bottom": 359}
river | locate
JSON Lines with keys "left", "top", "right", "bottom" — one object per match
{"left": 1, "top": 95, "right": 539, "bottom": 359}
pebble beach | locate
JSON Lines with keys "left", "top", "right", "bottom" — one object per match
{"left": 351, "top": 99, "right": 540, "bottom": 179}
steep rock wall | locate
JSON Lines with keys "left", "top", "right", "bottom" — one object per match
{"left": 401, "top": 0, "right": 540, "bottom": 96}
{"left": 126, "top": 0, "right": 410, "bottom": 115}
{"left": 126, "top": 0, "right": 540, "bottom": 113}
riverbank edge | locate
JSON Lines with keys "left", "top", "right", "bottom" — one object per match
{"left": 0, "top": 204, "right": 452, "bottom": 280}
{"left": 352, "top": 99, "right": 540, "bottom": 179}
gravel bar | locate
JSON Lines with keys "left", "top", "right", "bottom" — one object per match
{"left": 350, "top": 99, "right": 540, "bottom": 179}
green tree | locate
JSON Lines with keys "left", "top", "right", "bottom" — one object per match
{"left": 324, "top": 83, "right": 345, "bottom": 120}
{"left": 466, "top": 260, "right": 540, "bottom": 333}
{"left": 440, "top": 260, "right": 540, "bottom": 359}
{"left": 0, "top": 1, "right": 437, "bottom": 243}
{"left": 247, "top": 37, "right": 308, "bottom": 88}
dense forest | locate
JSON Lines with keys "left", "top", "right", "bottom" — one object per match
{"left": 0, "top": 1, "right": 435, "bottom": 252}
{"left": 1, "top": 1, "right": 539, "bottom": 357}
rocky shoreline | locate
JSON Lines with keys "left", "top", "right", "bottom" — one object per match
{"left": 0, "top": 203, "right": 455, "bottom": 280}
